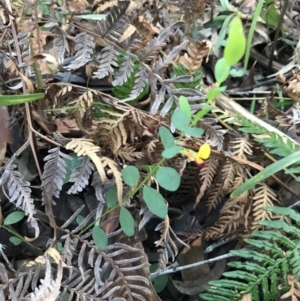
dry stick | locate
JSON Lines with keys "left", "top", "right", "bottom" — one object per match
{"left": 5, "top": 0, "right": 59, "bottom": 243}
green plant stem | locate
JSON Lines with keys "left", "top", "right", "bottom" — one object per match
{"left": 79, "top": 157, "right": 166, "bottom": 235}
{"left": 0, "top": 225, "right": 40, "bottom": 250}
{"left": 243, "top": 0, "right": 264, "bottom": 71}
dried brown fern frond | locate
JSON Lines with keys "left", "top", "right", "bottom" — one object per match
{"left": 68, "top": 90, "right": 95, "bottom": 120}
{"left": 204, "top": 203, "right": 247, "bottom": 240}
{"left": 195, "top": 155, "right": 220, "bottom": 205}
{"left": 250, "top": 183, "right": 279, "bottom": 231}
{"left": 205, "top": 178, "right": 225, "bottom": 214}
{"left": 116, "top": 144, "right": 144, "bottom": 162}
{"left": 230, "top": 137, "right": 253, "bottom": 160}
{"left": 178, "top": 40, "right": 211, "bottom": 73}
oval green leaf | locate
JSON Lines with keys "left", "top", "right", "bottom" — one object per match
{"left": 120, "top": 207, "right": 135, "bottom": 237}
{"left": 179, "top": 96, "right": 191, "bottom": 120}
{"left": 106, "top": 185, "right": 118, "bottom": 208}
{"left": 171, "top": 108, "right": 190, "bottom": 131}
{"left": 9, "top": 236, "right": 23, "bottom": 246}
{"left": 143, "top": 186, "right": 167, "bottom": 218}
{"left": 184, "top": 127, "right": 204, "bottom": 138}
{"left": 122, "top": 166, "right": 139, "bottom": 186}
{"left": 156, "top": 167, "right": 180, "bottom": 191}
{"left": 224, "top": 17, "right": 246, "bottom": 66}
{"left": 162, "top": 146, "right": 183, "bottom": 159}
{"left": 4, "top": 211, "right": 25, "bottom": 225}
{"left": 214, "top": 58, "right": 230, "bottom": 83}
{"left": 92, "top": 226, "right": 108, "bottom": 250}
{"left": 159, "top": 126, "right": 174, "bottom": 149}
{"left": 76, "top": 215, "right": 85, "bottom": 225}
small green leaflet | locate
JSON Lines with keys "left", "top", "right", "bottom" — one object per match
{"left": 9, "top": 236, "right": 23, "bottom": 246}
{"left": 162, "top": 146, "right": 183, "bottom": 159}
{"left": 150, "top": 263, "right": 168, "bottom": 293}
{"left": 179, "top": 96, "right": 191, "bottom": 121}
{"left": 214, "top": 58, "right": 230, "bottom": 83}
{"left": 4, "top": 211, "right": 25, "bottom": 225}
{"left": 184, "top": 127, "right": 204, "bottom": 138}
{"left": 106, "top": 185, "right": 118, "bottom": 208}
{"left": 76, "top": 215, "right": 85, "bottom": 225}
{"left": 159, "top": 126, "right": 174, "bottom": 149}
{"left": 92, "top": 226, "right": 108, "bottom": 249}
{"left": 143, "top": 186, "right": 167, "bottom": 218}
{"left": 0, "top": 93, "right": 44, "bottom": 107}
{"left": 122, "top": 166, "right": 139, "bottom": 186}
{"left": 156, "top": 167, "right": 180, "bottom": 191}
{"left": 119, "top": 207, "right": 135, "bottom": 237}
{"left": 171, "top": 108, "right": 190, "bottom": 131}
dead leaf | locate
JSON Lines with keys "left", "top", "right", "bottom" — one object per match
{"left": 177, "top": 238, "right": 210, "bottom": 281}
{"left": 119, "top": 24, "right": 137, "bottom": 43}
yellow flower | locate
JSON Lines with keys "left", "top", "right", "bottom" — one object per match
{"left": 180, "top": 143, "right": 211, "bottom": 168}
{"left": 195, "top": 143, "right": 211, "bottom": 166}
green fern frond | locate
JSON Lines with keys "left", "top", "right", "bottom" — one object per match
{"left": 112, "top": 52, "right": 149, "bottom": 102}
{"left": 171, "top": 63, "right": 202, "bottom": 89}
{"left": 229, "top": 115, "right": 300, "bottom": 177}
{"left": 200, "top": 206, "right": 300, "bottom": 301}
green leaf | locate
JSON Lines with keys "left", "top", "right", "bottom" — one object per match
{"left": 119, "top": 207, "right": 135, "bottom": 237}
{"left": 150, "top": 263, "right": 168, "bottom": 293}
{"left": 122, "top": 166, "right": 139, "bottom": 186}
{"left": 260, "top": 2, "right": 280, "bottom": 28}
{"left": 4, "top": 211, "right": 25, "bottom": 225}
{"left": 143, "top": 186, "right": 167, "bottom": 218}
{"left": 179, "top": 96, "right": 191, "bottom": 121}
{"left": 0, "top": 93, "right": 44, "bottom": 106}
{"left": 231, "top": 150, "right": 300, "bottom": 198}
{"left": 76, "top": 215, "right": 85, "bottom": 225}
{"left": 63, "top": 152, "right": 83, "bottom": 184}
{"left": 9, "top": 236, "right": 23, "bottom": 246}
{"left": 106, "top": 185, "right": 118, "bottom": 208}
{"left": 92, "top": 226, "right": 108, "bottom": 249}
{"left": 156, "top": 167, "right": 180, "bottom": 191}
{"left": 214, "top": 58, "right": 230, "bottom": 83}
{"left": 171, "top": 108, "right": 190, "bottom": 131}
{"left": 207, "top": 86, "right": 227, "bottom": 102}
{"left": 162, "top": 146, "right": 183, "bottom": 159}
{"left": 230, "top": 68, "right": 245, "bottom": 77}
{"left": 224, "top": 17, "right": 246, "bottom": 66}
{"left": 184, "top": 127, "right": 204, "bottom": 138}
{"left": 74, "top": 14, "right": 106, "bottom": 20}
{"left": 159, "top": 126, "right": 174, "bottom": 149}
